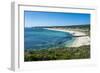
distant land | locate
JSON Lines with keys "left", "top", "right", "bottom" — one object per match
{"left": 29, "top": 24, "right": 90, "bottom": 28}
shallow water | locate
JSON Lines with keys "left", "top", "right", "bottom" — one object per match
{"left": 24, "top": 28, "right": 74, "bottom": 50}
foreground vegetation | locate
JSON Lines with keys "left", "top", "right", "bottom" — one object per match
{"left": 24, "top": 45, "right": 90, "bottom": 61}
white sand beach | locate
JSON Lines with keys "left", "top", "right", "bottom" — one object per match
{"left": 45, "top": 28, "right": 90, "bottom": 47}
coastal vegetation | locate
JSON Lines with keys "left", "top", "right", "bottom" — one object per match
{"left": 24, "top": 45, "right": 90, "bottom": 61}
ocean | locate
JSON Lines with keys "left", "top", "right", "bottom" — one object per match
{"left": 24, "top": 28, "right": 74, "bottom": 50}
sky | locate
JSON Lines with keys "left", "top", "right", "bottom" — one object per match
{"left": 24, "top": 11, "right": 90, "bottom": 27}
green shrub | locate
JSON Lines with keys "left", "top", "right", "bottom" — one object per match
{"left": 24, "top": 45, "right": 90, "bottom": 61}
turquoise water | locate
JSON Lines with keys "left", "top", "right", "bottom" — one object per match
{"left": 24, "top": 28, "right": 74, "bottom": 50}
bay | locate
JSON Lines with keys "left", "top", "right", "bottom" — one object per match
{"left": 24, "top": 28, "right": 74, "bottom": 50}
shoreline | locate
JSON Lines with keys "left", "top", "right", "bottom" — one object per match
{"left": 45, "top": 28, "right": 90, "bottom": 47}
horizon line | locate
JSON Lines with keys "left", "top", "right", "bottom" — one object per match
{"left": 25, "top": 24, "right": 90, "bottom": 28}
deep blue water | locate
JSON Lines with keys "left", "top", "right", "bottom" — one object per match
{"left": 24, "top": 28, "right": 74, "bottom": 50}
